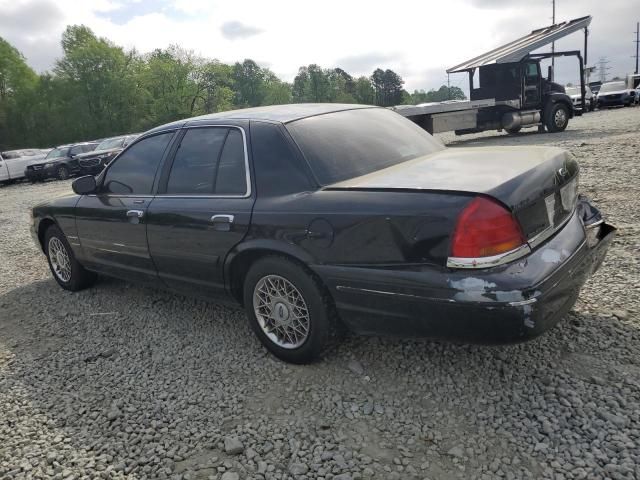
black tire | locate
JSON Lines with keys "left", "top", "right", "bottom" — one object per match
{"left": 243, "top": 256, "right": 337, "bottom": 364}
{"left": 44, "top": 224, "right": 96, "bottom": 291}
{"left": 589, "top": 100, "right": 595, "bottom": 112}
{"left": 544, "top": 103, "right": 570, "bottom": 133}
{"left": 505, "top": 126, "right": 521, "bottom": 134}
{"left": 57, "top": 165, "right": 69, "bottom": 180}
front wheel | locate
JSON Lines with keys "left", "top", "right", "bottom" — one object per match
{"left": 544, "top": 103, "right": 569, "bottom": 133}
{"left": 57, "top": 165, "right": 69, "bottom": 180}
{"left": 45, "top": 225, "right": 96, "bottom": 291}
{"left": 243, "top": 256, "right": 337, "bottom": 364}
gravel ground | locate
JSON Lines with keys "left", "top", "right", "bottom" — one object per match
{"left": 1, "top": 107, "right": 639, "bottom": 480}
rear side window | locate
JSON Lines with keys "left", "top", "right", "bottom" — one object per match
{"left": 251, "top": 121, "right": 312, "bottom": 196}
{"left": 165, "top": 127, "right": 247, "bottom": 196}
{"left": 214, "top": 129, "right": 246, "bottom": 195}
{"left": 166, "top": 128, "right": 228, "bottom": 194}
{"left": 103, "top": 132, "right": 173, "bottom": 195}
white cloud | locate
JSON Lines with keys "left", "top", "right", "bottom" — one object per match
{"left": 220, "top": 21, "right": 263, "bottom": 41}
{"left": 0, "top": 0, "right": 636, "bottom": 92}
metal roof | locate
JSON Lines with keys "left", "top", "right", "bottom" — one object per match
{"left": 447, "top": 15, "right": 592, "bottom": 73}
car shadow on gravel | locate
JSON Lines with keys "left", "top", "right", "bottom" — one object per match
{"left": 2, "top": 278, "right": 639, "bottom": 478}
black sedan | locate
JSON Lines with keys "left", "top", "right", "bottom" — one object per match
{"left": 31, "top": 104, "right": 615, "bottom": 363}
{"left": 25, "top": 142, "right": 99, "bottom": 181}
{"left": 76, "top": 134, "right": 139, "bottom": 175}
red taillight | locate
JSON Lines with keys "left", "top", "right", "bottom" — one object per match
{"left": 451, "top": 197, "right": 526, "bottom": 258}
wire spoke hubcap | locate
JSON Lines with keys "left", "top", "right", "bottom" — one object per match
{"left": 48, "top": 237, "right": 72, "bottom": 282}
{"left": 253, "top": 274, "right": 310, "bottom": 349}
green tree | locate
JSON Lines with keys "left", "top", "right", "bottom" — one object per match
{"left": 233, "top": 59, "right": 265, "bottom": 107}
{"left": 353, "top": 76, "right": 375, "bottom": 104}
{"left": 371, "top": 68, "right": 404, "bottom": 106}
{"left": 0, "top": 37, "right": 39, "bottom": 148}
{"left": 54, "top": 25, "right": 146, "bottom": 140}
{"left": 262, "top": 71, "right": 292, "bottom": 105}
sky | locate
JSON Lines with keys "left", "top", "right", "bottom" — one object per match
{"left": 1, "top": 0, "right": 638, "bottom": 93}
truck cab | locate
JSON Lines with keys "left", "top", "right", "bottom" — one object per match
{"left": 466, "top": 57, "right": 575, "bottom": 134}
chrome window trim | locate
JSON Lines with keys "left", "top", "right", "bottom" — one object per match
{"left": 93, "top": 128, "right": 181, "bottom": 197}
{"left": 157, "top": 124, "right": 252, "bottom": 199}
{"left": 446, "top": 243, "right": 532, "bottom": 269}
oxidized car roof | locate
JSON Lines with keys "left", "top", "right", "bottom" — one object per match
{"left": 147, "top": 103, "right": 377, "bottom": 134}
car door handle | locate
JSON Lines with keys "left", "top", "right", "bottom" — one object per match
{"left": 126, "top": 209, "right": 145, "bottom": 219}
{"left": 211, "top": 214, "right": 234, "bottom": 231}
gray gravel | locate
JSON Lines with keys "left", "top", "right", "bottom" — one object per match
{"left": 1, "top": 107, "right": 639, "bottom": 479}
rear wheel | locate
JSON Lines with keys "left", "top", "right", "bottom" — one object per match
{"left": 544, "top": 103, "right": 569, "bottom": 133}
{"left": 44, "top": 225, "right": 96, "bottom": 291}
{"left": 243, "top": 256, "right": 337, "bottom": 364}
{"left": 57, "top": 165, "right": 69, "bottom": 180}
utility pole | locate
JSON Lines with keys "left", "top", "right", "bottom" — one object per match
{"left": 551, "top": 0, "right": 556, "bottom": 78}
{"left": 584, "top": 27, "right": 589, "bottom": 83}
{"left": 598, "top": 57, "right": 610, "bottom": 83}
{"left": 634, "top": 22, "right": 639, "bottom": 74}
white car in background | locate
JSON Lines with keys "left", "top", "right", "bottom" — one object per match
{"left": 0, "top": 149, "right": 51, "bottom": 184}
{"left": 565, "top": 85, "right": 595, "bottom": 111}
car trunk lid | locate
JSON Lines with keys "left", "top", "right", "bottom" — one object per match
{"left": 326, "top": 146, "right": 579, "bottom": 242}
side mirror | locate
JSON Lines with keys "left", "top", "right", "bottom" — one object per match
{"left": 547, "top": 65, "right": 554, "bottom": 82}
{"left": 72, "top": 175, "right": 97, "bottom": 195}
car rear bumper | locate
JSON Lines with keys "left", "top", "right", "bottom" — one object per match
{"left": 313, "top": 206, "right": 615, "bottom": 343}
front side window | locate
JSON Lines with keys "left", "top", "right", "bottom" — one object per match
{"left": 165, "top": 127, "right": 247, "bottom": 196}
{"left": 103, "top": 132, "right": 173, "bottom": 195}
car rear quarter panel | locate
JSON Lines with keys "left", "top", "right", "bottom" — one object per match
{"left": 245, "top": 189, "right": 472, "bottom": 267}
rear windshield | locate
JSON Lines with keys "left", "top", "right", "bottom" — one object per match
{"left": 286, "top": 108, "right": 444, "bottom": 185}
{"left": 565, "top": 87, "right": 579, "bottom": 95}
{"left": 96, "top": 137, "right": 125, "bottom": 150}
{"left": 46, "top": 147, "right": 70, "bottom": 160}
{"left": 599, "top": 82, "right": 626, "bottom": 93}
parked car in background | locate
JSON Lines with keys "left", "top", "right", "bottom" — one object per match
{"left": 596, "top": 81, "right": 635, "bottom": 108}
{"left": 25, "top": 142, "right": 99, "bottom": 182}
{"left": 565, "top": 85, "right": 594, "bottom": 111}
{"left": 0, "top": 149, "right": 50, "bottom": 184}
{"left": 31, "top": 104, "right": 615, "bottom": 363}
{"left": 77, "top": 134, "right": 140, "bottom": 175}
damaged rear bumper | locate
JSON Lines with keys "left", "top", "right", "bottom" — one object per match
{"left": 312, "top": 202, "right": 615, "bottom": 343}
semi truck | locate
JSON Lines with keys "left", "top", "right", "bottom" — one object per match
{"left": 394, "top": 16, "right": 592, "bottom": 136}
